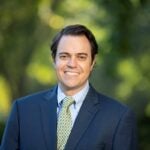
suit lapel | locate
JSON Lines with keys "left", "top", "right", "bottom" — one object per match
{"left": 40, "top": 87, "right": 57, "bottom": 150}
{"left": 65, "top": 86, "right": 101, "bottom": 149}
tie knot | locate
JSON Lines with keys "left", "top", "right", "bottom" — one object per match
{"left": 62, "top": 96, "right": 74, "bottom": 110}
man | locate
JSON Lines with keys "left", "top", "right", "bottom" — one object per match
{"left": 1, "top": 24, "right": 137, "bottom": 150}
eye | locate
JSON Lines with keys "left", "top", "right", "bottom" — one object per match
{"left": 77, "top": 55, "right": 87, "bottom": 61}
{"left": 59, "top": 54, "right": 69, "bottom": 60}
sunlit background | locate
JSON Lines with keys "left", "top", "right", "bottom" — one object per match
{"left": 0, "top": 0, "right": 150, "bottom": 149}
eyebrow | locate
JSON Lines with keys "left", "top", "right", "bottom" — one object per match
{"left": 58, "top": 52, "right": 69, "bottom": 55}
{"left": 58, "top": 52, "right": 88, "bottom": 56}
{"left": 77, "top": 53, "right": 88, "bottom": 56}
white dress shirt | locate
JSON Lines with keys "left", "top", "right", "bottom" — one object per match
{"left": 57, "top": 81, "right": 90, "bottom": 126}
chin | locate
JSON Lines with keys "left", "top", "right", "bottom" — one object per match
{"left": 62, "top": 83, "right": 77, "bottom": 89}
{"left": 64, "top": 83, "right": 85, "bottom": 90}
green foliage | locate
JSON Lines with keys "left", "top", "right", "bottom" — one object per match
{"left": 0, "top": 121, "right": 5, "bottom": 144}
{"left": 0, "top": 0, "right": 149, "bottom": 149}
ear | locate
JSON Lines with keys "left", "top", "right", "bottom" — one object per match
{"left": 50, "top": 56, "right": 56, "bottom": 68}
{"left": 90, "top": 56, "right": 96, "bottom": 71}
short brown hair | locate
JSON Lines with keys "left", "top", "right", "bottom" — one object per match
{"left": 50, "top": 24, "right": 99, "bottom": 61}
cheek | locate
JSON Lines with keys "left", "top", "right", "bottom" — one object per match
{"left": 84, "top": 62, "right": 94, "bottom": 71}
{"left": 54, "top": 62, "right": 65, "bottom": 73}
{"left": 53, "top": 59, "right": 61, "bottom": 68}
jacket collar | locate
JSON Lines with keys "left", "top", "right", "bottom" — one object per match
{"left": 65, "top": 85, "right": 101, "bottom": 149}
{"left": 40, "top": 86, "right": 58, "bottom": 150}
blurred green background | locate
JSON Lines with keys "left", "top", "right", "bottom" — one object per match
{"left": 0, "top": 0, "right": 149, "bottom": 149}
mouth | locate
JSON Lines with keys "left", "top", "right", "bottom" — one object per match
{"left": 64, "top": 71, "right": 79, "bottom": 76}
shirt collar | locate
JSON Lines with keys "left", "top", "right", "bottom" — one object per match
{"left": 57, "top": 81, "right": 90, "bottom": 106}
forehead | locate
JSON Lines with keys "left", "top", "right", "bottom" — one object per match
{"left": 57, "top": 35, "right": 91, "bottom": 54}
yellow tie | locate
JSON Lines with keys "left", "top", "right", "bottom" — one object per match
{"left": 57, "top": 96, "right": 74, "bottom": 150}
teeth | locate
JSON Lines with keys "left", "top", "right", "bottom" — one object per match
{"left": 65, "top": 72, "right": 78, "bottom": 75}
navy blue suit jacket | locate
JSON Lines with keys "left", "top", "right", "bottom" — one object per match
{"left": 1, "top": 85, "right": 137, "bottom": 150}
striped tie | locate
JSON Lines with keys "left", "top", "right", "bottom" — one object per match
{"left": 57, "top": 96, "right": 74, "bottom": 150}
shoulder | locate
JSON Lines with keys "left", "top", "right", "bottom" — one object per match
{"left": 13, "top": 86, "right": 57, "bottom": 106}
{"left": 89, "top": 85, "right": 133, "bottom": 114}
{"left": 98, "top": 91, "right": 128, "bottom": 110}
{"left": 9, "top": 86, "right": 57, "bottom": 116}
{"left": 89, "top": 86, "right": 137, "bottom": 126}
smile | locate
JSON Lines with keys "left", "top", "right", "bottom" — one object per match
{"left": 65, "top": 71, "right": 79, "bottom": 75}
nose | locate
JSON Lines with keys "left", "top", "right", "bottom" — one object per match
{"left": 67, "top": 57, "right": 77, "bottom": 68}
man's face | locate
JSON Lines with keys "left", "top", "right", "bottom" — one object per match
{"left": 53, "top": 35, "right": 95, "bottom": 95}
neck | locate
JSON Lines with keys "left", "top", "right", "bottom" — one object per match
{"left": 58, "top": 82, "right": 88, "bottom": 96}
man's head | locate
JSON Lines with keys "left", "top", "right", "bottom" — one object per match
{"left": 50, "top": 24, "right": 99, "bottom": 95}
{"left": 50, "top": 24, "right": 98, "bottom": 62}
